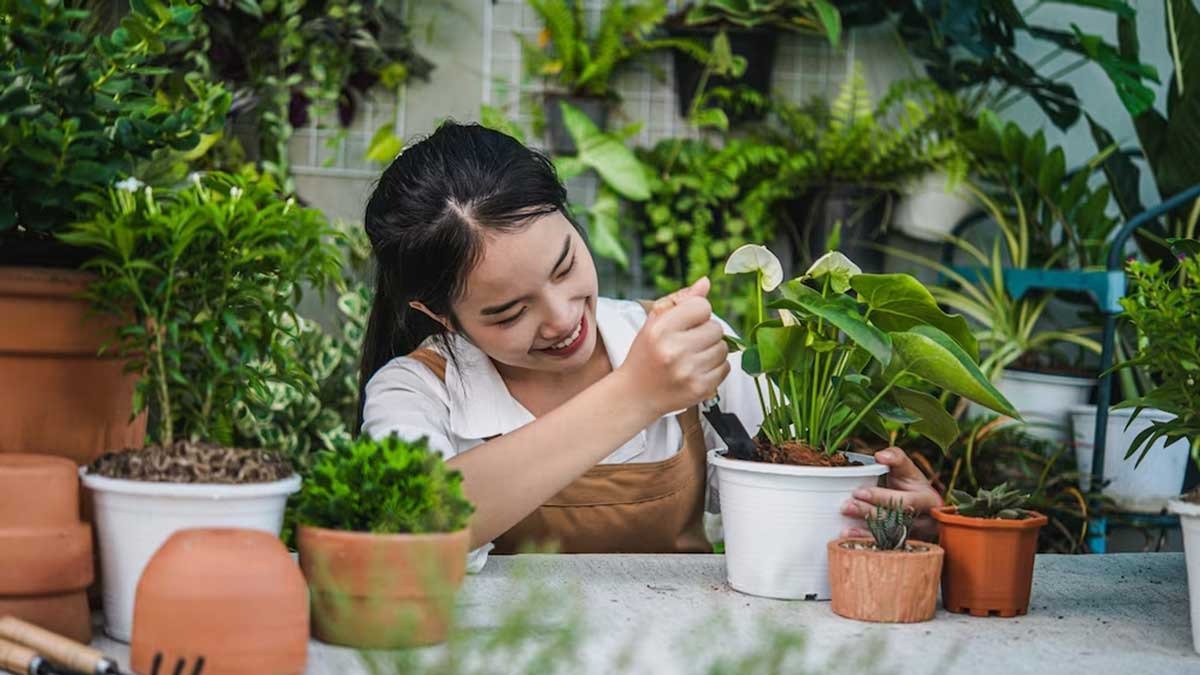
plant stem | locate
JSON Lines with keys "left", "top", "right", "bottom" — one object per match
{"left": 828, "top": 371, "right": 906, "bottom": 454}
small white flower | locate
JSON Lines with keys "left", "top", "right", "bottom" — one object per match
{"left": 188, "top": 172, "right": 204, "bottom": 188}
{"left": 805, "top": 251, "right": 861, "bottom": 293}
{"left": 229, "top": 186, "right": 244, "bottom": 201}
{"left": 284, "top": 197, "right": 295, "bottom": 214}
{"left": 115, "top": 176, "right": 145, "bottom": 192}
{"left": 724, "top": 244, "right": 783, "bottom": 291}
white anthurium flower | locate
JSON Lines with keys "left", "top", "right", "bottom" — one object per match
{"left": 724, "top": 244, "right": 783, "bottom": 291}
{"left": 805, "top": 251, "right": 861, "bottom": 293}
{"left": 778, "top": 308, "right": 799, "bottom": 326}
{"left": 114, "top": 176, "right": 144, "bottom": 192}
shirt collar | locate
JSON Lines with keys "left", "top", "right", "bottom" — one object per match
{"left": 439, "top": 298, "right": 641, "bottom": 440}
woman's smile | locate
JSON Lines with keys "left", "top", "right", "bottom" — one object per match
{"left": 535, "top": 312, "right": 588, "bottom": 357}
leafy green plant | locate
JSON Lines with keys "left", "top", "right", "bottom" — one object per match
{"left": 866, "top": 500, "right": 912, "bottom": 550}
{"left": 683, "top": 0, "right": 842, "bottom": 45}
{"left": 948, "top": 482, "right": 1036, "bottom": 520}
{"left": 522, "top": 0, "right": 697, "bottom": 99}
{"left": 1110, "top": 252, "right": 1200, "bottom": 470}
{"left": 59, "top": 170, "right": 343, "bottom": 447}
{"left": 0, "top": 0, "right": 229, "bottom": 235}
{"left": 724, "top": 244, "right": 1017, "bottom": 456}
{"left": 293, "top": 434, "right": 474, "bottom": 534}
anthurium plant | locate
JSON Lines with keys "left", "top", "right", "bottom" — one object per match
{"left": 724, "top": 244, "right": 1018, "bottom": 460}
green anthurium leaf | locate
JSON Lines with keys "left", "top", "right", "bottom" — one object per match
{"left": 741, "top": 345, "right": 763, "bottom": 375}
{"left": 889, "top": 326, "right": 1019, "bottom": 419}
{"left": 892, "top": 387, "right": 958, "bottom": 453}
{"left": 755, "top": 325, "right": 807, "bottom": 373}
{"left": 771, "top": 291, "right": 892, "bottom": 367}
{"left": 849, "top": 274, "right": 978, "bottom": 361}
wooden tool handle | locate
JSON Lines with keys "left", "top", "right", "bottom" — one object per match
{"left": 0, "top": 616, "right": 104, "bottom": 674}
{"left": 0, "top": 636, "right": 39, "bottom": 675}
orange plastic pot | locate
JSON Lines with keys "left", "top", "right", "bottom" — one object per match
{"left": 298, "top": 526, "right": 469, "bottom": 649}
{"left": 931, "top": 505, "right": 1047, "bottom": 617}
{"left": 828, "top": 537, "right": 943, "bottom": 623}
{"left": 131, "top": 528, "right": 309, "bottom": 675}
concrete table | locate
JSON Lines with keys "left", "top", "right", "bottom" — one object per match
{"left": 87, "top": 553, "right": 1195, "bottom": 674}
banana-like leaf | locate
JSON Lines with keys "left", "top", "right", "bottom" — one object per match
{"left": 889, "top": 325, "right": 1019, "bottom": 419}
{"left": 755, "top": 324, "right": 808, "bottom": 373}
{"left": 850, "top": 274, "right": 978, "bottom": 361}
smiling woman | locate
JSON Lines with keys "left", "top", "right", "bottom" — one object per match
{"left": 355, "top": 122, "right": 938, "bottom": 571}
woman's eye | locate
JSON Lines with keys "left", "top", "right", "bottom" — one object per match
{"left": 557, "top": 257, "right": 576, "bottom": 279}
{"left": 498, "top": 309, "right": 524, "bottom": 326}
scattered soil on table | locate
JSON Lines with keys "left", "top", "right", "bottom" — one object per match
{"left": 749, "top": 438, "right": 858, "bottom": 467}
{"left": 88, "top": 440, "right": 293, "bottom": 484}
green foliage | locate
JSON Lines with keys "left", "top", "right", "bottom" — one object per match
{"left": 684, "top": 0, "right": 843, "bottom": 46}
{"left": 1111, "top": 252, "right": 1200, "bottom": 470}
{"left": 865, "top": 500, "right": 912, "bottom": 550}
{"left": 293, "top": 434, "right": 474, "bottom": 534}
{"left": 59, "top": 170, "right": 343, "bottom": 447}
{"left": 948, "top": 482, "right": 1035, "bottom": 520}
{"left": 726, "top": 245, "right": 1015, "bottom": 455}
{"left": 522, "top": 0, "right": 696, "bottom": 98}
{"left": 0, "top": 0, "right": 230, "bottom": 233}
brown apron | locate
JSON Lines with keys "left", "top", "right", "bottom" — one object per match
{"left": 406, "top": 342, "right": 710, "bottom": 555}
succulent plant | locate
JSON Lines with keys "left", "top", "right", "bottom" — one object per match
{"left": 948, "top": 483, "right": 1035, "bottom": 520}
{"left": 866, "top": 500, "right": 913, "bottom": 550}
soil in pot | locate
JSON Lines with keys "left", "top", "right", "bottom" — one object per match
{"left": 931, "top": 506, "right": 1047, "bottom": 617}
{"left": 828, "top": 537, "right": 944, "bottom": 623}
{"left": 88, "top": 441, "right": 293, "bottom": 483}
{"left": 748, "top": 437, "right": 859, "bottom": 467}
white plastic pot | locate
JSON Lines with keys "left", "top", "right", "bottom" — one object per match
{"left": 80, "top": 471, "right": 300, "bottom": 642}
{"left": 1168, "top": 497, "right": 1200, "bottom": 655}
{"left": 892, "top": 171, "right": 978, "bottom": 243}
{"left": 968, "top": 369, "right": 1094, "bottom": 446}
{"left": 1069, "top": 406, "right": 1189, "bottom": 512}
{"left": 709, "top": 450, "right": 887, "bottom": 600}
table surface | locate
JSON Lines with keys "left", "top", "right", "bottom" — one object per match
{"left": 87, "top": 552, "right": 1196, "bottom": 675}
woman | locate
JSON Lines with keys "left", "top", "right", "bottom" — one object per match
{"left": 359, "top": 122, "right": 940, "bottom": 570}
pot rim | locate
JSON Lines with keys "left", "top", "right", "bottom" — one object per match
{"left": 1168, "top": 496, "right": 1200, "bottom": 518}
{"left": 1067, "top": 403, "right": 1177, "bottom": 422}
{"left": 297, "top": 524, "right": 471, "bottom": 544}
{"left": 0, "top": 453, "right": 78, "bottom": 474}
{"left": 707, "top": 449, "right": 888, "bottom": 478}
{"left": 1000, "top": 368, "right": 1095, "bottom": 387}
{"left": 828, "top": 537, "right": 944, "bottom": 557}
{"left": 79, "top": 468, "right": 300, "bottom": 498}
{"left": 931, "top": 505, "right": 1048, "bottom": 529}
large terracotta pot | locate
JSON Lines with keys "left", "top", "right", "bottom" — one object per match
{"left": 931, "top": 506, "right": 1047, "bottom": 617}
{"left": 298, "top": 526, "right": 470, "bottom": 649}
{"left": 0, "top": 454, "right": 93, "bottom": 642}
{"left": 131, "top": 528, "right": 309, "bottom": 675}
{"left": 0, "top": 267, "right": 146, "bottom": 465}
{"left": 827, "top": 537, "right": 943, "bottom": 623}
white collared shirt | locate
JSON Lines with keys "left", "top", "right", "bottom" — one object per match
{"left": 362, "top": 297, "right": 765, "bottom": 570}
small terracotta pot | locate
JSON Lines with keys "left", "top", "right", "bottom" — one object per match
{"left": 0, "top": 524, "right": 92, "bottom": 595}
{"left": 0, "top": 454, "right": 79, "bottom": 527}
{"left": 298, "top": 526, "right": 470, "bottom": 649}
{"left": 131, "top": 528, "right": 309, "bottom": 675}
{"left": 0, "top": 591, "right": 91, "bottom": 643}
{"left": 931, "top": 505, "right": 1048, "bottom": 617}
{"left": 827, "top": 537, "right": 943, "bottom": 623}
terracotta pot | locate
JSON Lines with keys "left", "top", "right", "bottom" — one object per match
{"left": 0, "top": 267, "right": 146, "bottom": 465}
{"left": 828, "top": 537, "right": 943, "bottom": 623}
{"left": 0, "top": 454, "right": 94, "bottom": 643}
{"left": 298, "top": 526, "right": 470, "bottom": 649}
{"left": 931, "top": 506, "right": 1048, "bottom": 617}
{"left": 131, "top": 528, "right": 308, "bottom": 675}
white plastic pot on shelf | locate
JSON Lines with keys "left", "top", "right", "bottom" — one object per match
{"left": 1069, "top": 405, "right": 1189, "bottom": 512}
{"left": 892, "top": 171, "right": 979, "bottom": 243}
{"left": 967, "top": 369, "right": 1094, "bottom": 447}
{"left": 1169, "top": 497, "right": 1200, "bottom": 655}
{"left": 709, "top": 450, "right": 887, "bottom": 600}
{"left": 80, "top": 471, "right": 300, "bottom": 642}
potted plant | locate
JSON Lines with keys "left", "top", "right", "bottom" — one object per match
{"left": 522, "top": 0, "right": 694, "bottom": 153}
{"left": 828, "top": 500, "right": 943, "bottom": 623}
{"left": 931, "top": 484, "right": 1047, "bottom": 617}
{"left": 293, "top": 434, "right": 474, "bottom": 649}
{"left": 64, "top": 171, "right": 341, "bottom": 641}
{"left": 714, "top": 244, "right": 1017, "bottom": 599}
{"left": 667, "top": 0, "right": 841, "bottom": 119}
{"left": 0, "top": 0, "right": 228, "bottom": 465}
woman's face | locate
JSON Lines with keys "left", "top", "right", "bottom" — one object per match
{"left": 450, "top": 210, "right": 600, "bottom": 374}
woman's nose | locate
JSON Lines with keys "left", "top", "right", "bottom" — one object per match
{"left": 539, "top": 300, "right": 577, "bottom": 339}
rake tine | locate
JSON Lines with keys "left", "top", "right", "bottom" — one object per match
{"left": 191, "top": 656, "right": 205, "bottom": 675}
{"left": 150, "top": 653, "right": 163, "bottom": 675}
{"left": 172, "top": 657, "right": 186, "bottom": 675}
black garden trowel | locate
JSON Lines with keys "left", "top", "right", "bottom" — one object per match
{"left": 701, "top": 395, "right": 756, "bottom": 461}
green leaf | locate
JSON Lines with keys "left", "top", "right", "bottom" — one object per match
{"left": 889, "top": 326, "right": 1018, "bottom": 419}
{"left": 771, "top": 287, "right": 892, "bottom": 367}
{"left": 364, "top": 124, "right": 403, "bottom": 163}
{"left": 893, "top": 388, "right": 958, "bottom": 453}
{"left": 562, "top": 103, "right": 650, "bottom": 201}
{"left": 850, "top": 274, "right": 978, "bottom": 361}
{"left": 585, "top": 187, "right": 628, "bottom": 269}
{"left": 812, "top": 0, "right": 842, "bottom": 48}
{"left": 755, "top": 325, "right": 808, "bottom": 373}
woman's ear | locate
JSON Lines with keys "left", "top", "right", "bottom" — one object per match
{"left": 409, "top": 301, "right": 453, "bottom": 332}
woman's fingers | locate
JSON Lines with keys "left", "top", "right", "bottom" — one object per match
{"left": 650, "top": 277, "right": 711, "bottom": 316}
{"left": 840, "top": 525, "right": 870, "bottom": 539}
{"left": 852, "top": 485, "right": 942, "bottom": 514}
{"left": 874, "top": 446, "right": 934, "bottom": 487}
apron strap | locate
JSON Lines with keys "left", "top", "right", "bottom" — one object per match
{"left": 408, "top": 347, "right": 447, "bottom": 381}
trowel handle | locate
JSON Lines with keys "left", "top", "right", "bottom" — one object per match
{"left": 0, "top": 636, "right": 46, "bottom": 675}
{"left": 0, "top": 616, "right": 109, "bottom": 674}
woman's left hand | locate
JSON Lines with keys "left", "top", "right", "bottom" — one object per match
{"left": 840, "top": 447, "right": 942, "bottom": 541}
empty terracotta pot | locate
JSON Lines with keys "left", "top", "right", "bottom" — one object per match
{"left": 0, "top": 266, "right": 146, "bottom": 465}
{"left": 827, "top": 537, "right": 943, "bottom": 623}
{"left": 131, "top": 528, "right": 308, "bottom": 675}
{"left": 298, "top": 526, "right": 470, "bottom": 649}
{"left": 0, "top": 454, "right": 93, "bottom": 643}
{"left": 931, "top": 506, "right": 1048, "bottom": 617}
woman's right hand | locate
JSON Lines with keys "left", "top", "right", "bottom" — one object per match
{"left": 618, "top": 277, "right": 731, "bottom": 417}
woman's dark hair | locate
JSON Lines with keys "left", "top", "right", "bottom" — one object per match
{"left": 357, "top": 121, "right": 584, "bottom": 431}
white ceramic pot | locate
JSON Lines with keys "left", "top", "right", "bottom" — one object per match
{"left": 709, "top": 450, "right": 887, "bottom": 600}
{"left": 892, "top": 171, "right": 978, "bottom": 243}
{"left": 1168, "top": 497, "right": 1200, "bottom": 655}
{"left": 1070, "top": 406, "right": 1189, "bottom": 512}
{"left": 80, "top": 471, "right": 301, "bottom": 642}
{"left": 968, "top": 369, "right": 1094, "bottom": 446}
